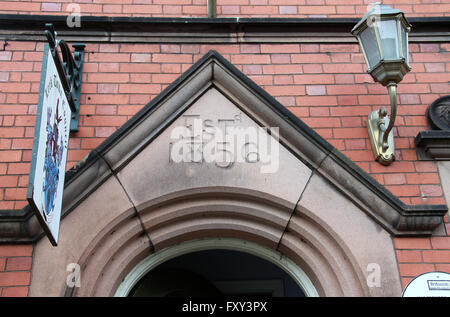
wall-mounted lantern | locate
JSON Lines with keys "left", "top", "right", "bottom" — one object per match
{"left": 351, "top": 3, "right": 412, "bottom": 165}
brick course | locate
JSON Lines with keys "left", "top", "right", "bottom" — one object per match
{"left": 0, "top": 0, "right": 449, "bottom": 18}
{"left": 0, "top": 245, "right": 33, "bottom": 296}
{"left": 395, "top": 237, "right": 450, "bottom": 289}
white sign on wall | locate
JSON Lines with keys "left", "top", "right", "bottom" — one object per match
{"left": 27, "top": 44, "right": 71, "bottom": 246}
{"left": 402, "top": 271, "right": 450, "bottom": 297}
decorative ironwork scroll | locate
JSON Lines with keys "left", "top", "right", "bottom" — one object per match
{"left": 44, "top": 23, "right": 85, "bottom": 131}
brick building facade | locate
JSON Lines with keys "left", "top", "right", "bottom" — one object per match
{"left": 0, "top": 0, "right": 449, "bottom": 297}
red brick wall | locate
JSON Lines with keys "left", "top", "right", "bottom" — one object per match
{"left": 1, "top": 41, "right": 448, "bottom": 209}
{"left": 0, "top": 0, "right": 449, "bottom": 18}
{"left": 395, "top": 236, "right": 450, "bottom": 290}
{"left": 0, "top": 245, "right": 33, "bottom": 297}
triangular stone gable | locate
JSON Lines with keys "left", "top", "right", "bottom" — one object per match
{"left": 16, "top": 50, "right": 448, "bottom": 243}
{"left": 116, "top": 87, "right": 312, "bottom": 212}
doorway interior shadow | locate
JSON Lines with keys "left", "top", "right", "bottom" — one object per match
{"left": 129, "top": 249, "right": 305, "bottom": 297}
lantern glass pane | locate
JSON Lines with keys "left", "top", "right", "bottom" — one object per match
{"left": 378, "top": 19, "right": 400, "bottom": 60}
{"left": 360, "top": 25, "right": 381, "bottom": 69}
{"left": 401, "top": 26, "right": 409, "bottom": 63}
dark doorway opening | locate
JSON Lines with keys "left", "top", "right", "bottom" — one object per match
{"left": 129, "top": 249, "right": 305, "bottom": 297}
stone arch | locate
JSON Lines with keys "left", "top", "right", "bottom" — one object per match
{"left": 56, "top": 187, "right": 367, "bottom": 297}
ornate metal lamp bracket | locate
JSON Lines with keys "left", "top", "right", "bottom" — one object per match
{"left": 44, "top": 23, "right": 85, "bottom": 132}
{"left": 367, "top": 82, "right": 397, "bottom": 165}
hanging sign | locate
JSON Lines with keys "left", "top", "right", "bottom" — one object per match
{"left": 402, "top": 271, "right": 450, "bottom": 297}
{"left": 27, "top": 43, "right": 71, "bottom": 246}
{"left": 27, "top": 24, "right": 84, "bottom": 246}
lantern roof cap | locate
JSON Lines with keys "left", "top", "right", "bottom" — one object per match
{"left": 351, "top": 3, "right": 411, "bottom": 34}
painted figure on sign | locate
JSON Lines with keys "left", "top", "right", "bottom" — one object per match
{"left": 42, "top": 99, "right": 63, "bottom": 223}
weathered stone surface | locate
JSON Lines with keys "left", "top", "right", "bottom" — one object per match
{"left": 438, "top": 161, "right": 450, "bottom": 216}
{"left": 30, "top": 177, "right": 134, "bottom": 296}
{"left": 294, "top": 173, "right": 402, "bottom": 296}
{"left": 118, "top": 88, "right": 312, "bottom": 214}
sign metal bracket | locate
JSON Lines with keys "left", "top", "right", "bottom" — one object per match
{"left": 44, "top": 23, "right": 85, "bottom": 132}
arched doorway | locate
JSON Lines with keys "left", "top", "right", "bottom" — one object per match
{"left": 29, "top": 186, "right": 394, "bottom": 297}
{"left": 129, "top": 250, "right": 304, "bottom": 297}
{"left": 29, "top": 185, "right": 399, "bottom": 297}
{"left": 114, "top": 238, "right": 318, "bottom": 297}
